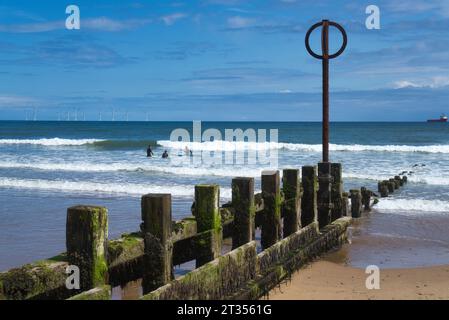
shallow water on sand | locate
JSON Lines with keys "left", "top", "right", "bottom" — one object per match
{"left": 326, "top": 209, "right": 449, "bottom": 269}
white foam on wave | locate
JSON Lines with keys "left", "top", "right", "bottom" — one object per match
{"left": 158, "top": 140, "right": 449, "bottom": 154}
{"left": 375, "top": 198, "right": 449, "bottom": 213}
{"left": 0, "top": 177, "right": 232, "bottom": 199}
{"left": 0, "top": 138, "right": 104, "bottom": 146}
{"left": 344, "top": 172, "right": 449, "bottom": 186}
{"left": 0, "top": 161, "right": 264, "bottom": 178}
{"left": 1, "top": 161, "right": 449, "bottom": 186}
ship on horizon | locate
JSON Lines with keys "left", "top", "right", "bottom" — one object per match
{"left": 427, "top": 114, "right": 448, "bottom": 122}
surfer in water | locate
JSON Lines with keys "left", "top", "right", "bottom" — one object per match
{"left": 146, "top": 145, "right": 154, "bottom": 158}
{"left": 162, "top": 150, "right": 169, "bottom": 159}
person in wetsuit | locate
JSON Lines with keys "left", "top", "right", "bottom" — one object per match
{"left": 162, "top": 150, "right": 169, "bottom": 159}
{"left": 146, "top": 145, "right": 154, "bottom": 157}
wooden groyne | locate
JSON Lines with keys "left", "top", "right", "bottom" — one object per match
{"left": 0, "top": 163, "right": 407, "bottom": 300}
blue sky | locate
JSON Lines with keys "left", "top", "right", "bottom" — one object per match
{"left": 0, "top": 0, "right": 448, "bottom": 121}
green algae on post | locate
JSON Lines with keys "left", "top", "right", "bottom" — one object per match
{"left": 66, "top": 205, "right": 108, "bottom": 292}
{"left": 282, "top": 169, "right": 301, "bottom": 237}
{"left": 141, "top": 194, "right": 173, "bottom": 294}
{"left": 232, "top": 177, "right": 255, "bottom": 249}
{"left": 317, "top": 162, "right": 332, "bottom": 229}
{"left": 261, "top": 171, "right": 281, "bottom": 249}
{"left": 301, "top": 166, "right": 318, "bottom": 227}
{"left": 330, "top": 163, "right": 344, "bottom": 221}
{"left": 194, "top": 185, "right": 222, "bottom": 267}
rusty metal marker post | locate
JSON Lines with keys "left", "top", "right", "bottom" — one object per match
{"left": 305, "top": 20, "right": 347, "bottom": 163}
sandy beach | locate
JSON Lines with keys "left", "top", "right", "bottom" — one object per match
{"left": 268, "top": 208, "right": 449, "bottom": 300}
{"left": 268, "top": 259, "right": 449, "bottom": 300}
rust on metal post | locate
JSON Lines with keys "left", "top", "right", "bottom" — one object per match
{"left": 322, "top": 20, "right": 329, "bottom": 163}
{"left": 305, "top": 19, "right": 347, "bottom": 163}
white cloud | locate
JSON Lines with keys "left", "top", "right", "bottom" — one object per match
{"left": 393, "top": 80, "right": 421, "bottom": 89}
{"left": 227, "top": 16, "right": 256, "bottom": 29}
{"left": 83, "top": 17, "right": 152, "bottom": 31}
{"left": 393, "top": 76, "right": 449, "bottom": 89}
{"left": 386, "top": 0, "right": 449, "bottom": 17}
{"left": 0, "top": 21, "right": 63, "bottom": 33}
{"left": 0, "top": 95, "right": 38, "bottom": 107}
{"left": 161, "top": 13, "right": 187, "bottom": 26}
{"left": 0, "top": 17, "right": 152, "bottom": 33}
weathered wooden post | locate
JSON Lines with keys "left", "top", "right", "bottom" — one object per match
{"left": 342, "top": 192, "right": 350, "bottom": 216}
{"left": 301, "top": 166, "right": 318, "bottom": 227}
{"left": 350, "top": 189, "right": 362, "bottom": 218}
{"left": 402, "top": 176, "right": 408, "bottom": 184}
{"left": 232, "top": 177, "right": 255, "bottom": 249}
{"left": 195, "top": 185, "right": 222, "bottom": 267}
{"left": 361, "top": 187, "right": 371, "bottom": 211}
{"left": 317, "top": 162, "right": 332, "bottom": 229}
{"left": 261, "top": 170, "right": 281, "bottom": 249}
{"left": 390, "top": 178, "right": 399, "bottom": 190}
{"left": 282, "top": 169, "right": 301, "bottom": 237}
{"left": 378, "top": 181, "right": 389, "bottom": 197}
{"left": 330, "top": 163, "right": 343, "bottom": 221}
{"left": 387, "top": 180, "right": 395, "bottom": 193}
{"left": 66, "top": 206, "right": 109, "bottom": 291}
{"left": 141, "top": 194, "right": 173, "bottom": 293}
{"left": 395, "top": 175, "right": 404, "bottom": 187}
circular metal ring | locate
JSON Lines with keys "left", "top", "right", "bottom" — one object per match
{"left": 305, "top": 20, "right": 347, "bottom": 60}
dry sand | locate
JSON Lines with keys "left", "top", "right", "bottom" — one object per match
{"left": 268, "top": 260, "right": 449, "bottom": 300}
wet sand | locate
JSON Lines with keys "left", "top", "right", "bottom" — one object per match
{"left": 269, "top": 209, "right": 449, "bottom": 300}
{"left": 268, "top": 259, "right": 449, "bottom": 300}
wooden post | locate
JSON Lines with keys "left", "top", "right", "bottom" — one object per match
{"left": 301, "top": 166, "right": 318, "bottom": 227}
{"left": 387, "top": 180, "right": 395, "bottom": 193}
{"left": 282, "top": 169, "right": 301, "bottom": 237}
{"left": 317, "top": 162, "right": 332, "bottom": 229}
{"left": 361, "top": 187, "right": 371, "bottom": 211}
{"left": 342, "top": 192, "right": 349, "bottom": 216}
{"left": 261, "top": 170, "right": 281, "bottom": 249}
{"left": 66, "top": 206, "right": 108, "bottom": 291}
{"left": 330, "top": 163, "right": 343, "bottom": 221}
{"left": 141, "top": 194, "right": 173, "bottom": 293}
{"left": 395, "top": 175, "right": 404, "bottom": 187}
{"left": 402, "top": 176, "right": 408, "bottom": 184}
{"left": 378, "top": 181, "right": 389, "bottom": 197}
{"left": 195, "top": 185, "right": 222, "bottom": 267}
{"left": 350, "top": 189, "right": 362, "bottom": 218}
{"left": 232, "top": 177, "right": 255, "bottom": 249}
{"left": 390, "top": 178, "right": 399, "bottom": 190}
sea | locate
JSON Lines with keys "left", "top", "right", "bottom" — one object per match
{"left": 1, "top": 121, "right": 449, "bottom": 272}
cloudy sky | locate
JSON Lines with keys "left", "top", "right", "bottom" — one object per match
{"left": 0, "top": 0, "right": 448, "bottom": 121}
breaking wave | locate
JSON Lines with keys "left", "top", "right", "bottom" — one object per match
{"left": 2, "top": 138, "right": 449, "bottom": 154}
{"left": 375, "top": 198, "right": 449, "bottom": 213}
{"left": 0, "top": 177, "right": 232, "bottom": 198}
{"left": 158, "top": 140, "right": 449, "bottom": 154}
{"left": 0, "top": 138, "right": 104, "bottom": 146}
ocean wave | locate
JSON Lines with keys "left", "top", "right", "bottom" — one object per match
{"left": 0, "top": 138, "right": 160, "bottom": 149}
{"left": 0, "top": 138, "right": 104, "bottom": 146}
{"left": 375, "top": 198, "right": 449, "bottom": 213}
{"left": 343, "top": 172, "right": 449, "bottom": 186}
{"left": 2, "top": 137, "right": 449, "bottom": 154}
{"left": 1, "top": 161, "right": 448, "bottom": 186}
{"left": 0, "top": 177, "right": 232, "bottom": 198}
{"left": 0, "top": 161, "right": 264, "bottom": 177}
{"left": 90, "top": 139, "right": 159, "bottom": 150}
{"left": 158, "top": 140, "right": 449, "bottom": 154}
